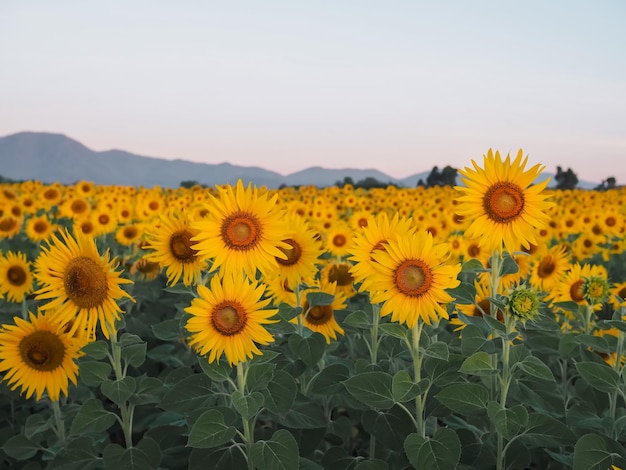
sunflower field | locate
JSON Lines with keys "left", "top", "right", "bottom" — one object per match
{"left": 1, "top": 149, "right": 626, "bottom": 470}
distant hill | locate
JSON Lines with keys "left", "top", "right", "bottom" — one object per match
{"left": 0, "top": 132, "right": 599, "bottom": 189}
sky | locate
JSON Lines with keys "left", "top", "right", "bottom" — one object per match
{"left": 1, "top": 1, "right": 625, "bottom": 184}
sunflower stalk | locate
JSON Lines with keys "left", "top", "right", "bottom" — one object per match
{"left": 237, "top": 361, "right": 255, "bottom": 470}
{"left": 49, "top": 399, "right": 65, "bottom": 444}
{"left": 496, "top": 314, "right": 516, "bottom": 470}
{"left": 369, "top": 302, "right": 381, "bottom": 364}
{"left": 107, "top": 322, "right": 135, "bottom": 448}
{"left": 609, "top": 325, "right": 625, "bottom": 439}
{"left": 489, "top": 250, "right": 504, "bottom": 401}
{"left": 410, "top": 320, "right": 426, "bottom": 438}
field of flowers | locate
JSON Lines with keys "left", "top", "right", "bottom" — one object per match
{"left": 1, "top": 149, "right": 626, "bottom": 470}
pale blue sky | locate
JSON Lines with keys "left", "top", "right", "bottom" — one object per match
{"left": 1, "top": 1, "right": 625, "bottom": 183}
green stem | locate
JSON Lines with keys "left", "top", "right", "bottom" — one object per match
{"left": 106, "top": 322, "right": 134, "bottom": 448}
{"left": 370, "top": 303, "right": 381, "bottom": 364}
{"left": 610, "top": 330, "right": 624, "bottom": 438}
{"left": 237, "top": 362, "right": 255, "bottom": 470}
{"left": 411, "top": 321, "right": 425, "bottom": 438}
{"left": 489, "top": 250, "right": 503, "bottom": 402}
{"left": 50, "top": 399, "right": 65, "bottom": 443}
{"left": 496, "top": 315, "right": 516, "bottom": 470}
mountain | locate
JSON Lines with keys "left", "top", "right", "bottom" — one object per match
{"left": 0, "top": 132, "right": 599, "bottom": 189}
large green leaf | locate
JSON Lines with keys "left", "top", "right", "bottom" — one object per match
{"left": 49, "top": 436, "right": 100, "bottom": 470}
{"left": 487, "top": 402, "right": 529, "bottom": 440}
{"left": 101, "top": 377, "right": 136, "bottom": 406}
{"left": 522, "top": 413, "right": 576, "bottom": 448}
{"left": 573, "top": 434, "right": 616, "bottom": 470}
{"left": 264, "top": 370, "right": 297, "bottom": 414}
{"left": 103, "top": 437, "right": 161, "bottom": 470}
{"left": 70, "top": 398, "right": 117, "bottom": 436}
{"left": 343, "top": 310, "right": 372, "bottom": 329}
{"left": 81, "top": 340, "right": 109, "bottom": 360}
{"left": 516, "top": 356, "right": 555, "bottom": 382}
{"left": 459, "top": 351, "right": 497, "bottom": 376}
{"left": 424, "top": 341, "right": 449, "bottom": 361}
{"left": 246, "top": 362, "right": 275, "bottom": 391}
{"left": 187, "top": 410, "right": 237, "bottom": 449}
{"left": 79, "top": 360, "right": 112, "bottom": 387}
{"left": 392, "top": 370, "right": 428, "bottom": 403}
{"left": 308, "top": 363, "right": 350, "bottom": 395}
{"left": 404, "top": 428, "right": 461, "bottom": 470}
{"left": 1, "top": 434, "right": 39, "bottom": 460}
{"left": 436, "top": 383, "right": 489, "bottom": 415}
{"left": 576, "top": 361, "right": 620, "bottom": 393}
{"left": 251, "top": 429, "right": 299, "bottom": 470}
{"left": 159, "top": 373, "right": 214, "bottom": 414}
{"left": 460, "top": 324, "right": 486, "bottom": 355}
{"left": 231, "top": 390, "right": 264, "bottom": 420}
{"left": 344, "top": 371, "right": 394, "bottom": 410}
{"left": 288, "top": 333, "right": 326, "bottom": 369}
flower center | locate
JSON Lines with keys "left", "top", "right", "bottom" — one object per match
{"left": 304, "top": 303, "right": 333, "bottom": 326}
{"left": 211, "top": 302, "right": 247, "bottom": 336}
{"left": 34, "top": 220, "right": 48, "bottom": 233}
{"left": 332, "top": 234, "right": 347, "bottom": 247}
{"left": 606, "top": 216, "right": 616, "bottom": 227}
{"left": 98, "top": 214, "right": 110, "bottom": 225}
{"left": 569, "top": 280, "right": 585, "bottom": 302}
{"left": 64, "top": 256, "right": 108, "bottom": 308}
{"left": 123, "top": 226, "right": 138, "bottom": 239}
{"left": 7, "top": 266, "right": 27, "bottom": 286}
{"left": 327, "top": 264, "right": 354, "bottom": 287}
{"left": 169, "top": 230, "right": 197, "bottom": 262}
{"left": 394, "top": 259, "right": 433, "bottom": 297}
{"left": 19, "top": 330, "right": 65, "bottom": 372}
{"left": 277, "top": 238, "right": 302, "bottom": 266}
{"left": 467, "top": 243, "right": 481, "bottom": 258}
{"left": 0, "top": 217, "right": 18, "bottom": 232}
{"left": 71, "top": 199, "right": 88, "bottom": 214}
{"left": 537, "top": 256, "right": 555, "bottom": 278}
{"left": 43, "top": 189, "right": 59, "bottom": 200}
{"left": 221, "top": 212, "right": 262, "bottom": 250}
{"left": 483, "top": 182, "right": 525, "bottom": 223}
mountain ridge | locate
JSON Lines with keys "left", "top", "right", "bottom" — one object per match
{"left": 1, "top": 131, "right": 599, "bottom": 189}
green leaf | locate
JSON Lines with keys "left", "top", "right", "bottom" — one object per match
{"left": 522, "top": 413, "right": 576, "bottom": 447}
{"left": 275, "top": 396, "right": 328, "bottom": 429}
{"left": 81, "top": 340, "right": 109, "bottom": 360}
{"left": 448, "top": 281, "right": 478, "bottom": 304}
{"left": 151, "top": 319, "right": 182, "bottom": 341}
{"left": 378, "top": 323, "right": 410, "bottom": 340}
{"left": 288, "top": 332, "right": 326, "bottom": 369}
{"left": 459, "top": 351, "right": 497, "bottom": 376}
{"left": 344, "top": 371, "right": 395, "bottom": 410}
{"left": 79, "top": 360, "right": 112, "bottom": 387}
{"left": 103, "top": 437, "right": 161, "bottom": 470}
{"left": 436, "top": 383, "right": 489, "bottom": 415}
{"left": 70, "top": 398, "right": 117, "bottom": 436}
{"left": 277, "top": 304, "right": 303, "bottom": 322}
{"left": 232, "top": 390, "right": 264, "bottom": 420}
{"left": 306, "top": 291, "right": 335, "bottom": 306}
{"left": 24, "top": 414, "right": 50, "bottom": 439}
{"left": 460, "top": 324, "right": 486, "bottom": 355}
{"left": 198, "top": 357, "right": 234, "bottom": 382}
{"left": 424, "top": 341, "right": 449, "bottom": 361}
{"left": 487, "top": 402, "right": 529, "bottom": 440}
{"left": 264, "top": 370, "right": 297, "bottom": 414}
{"left": 121, "top": 342, "right": 147, "bottom": 368}
{"left": 187, "top": 410, "right": 237, "bottom": 449}
{"left": 251, "top": 429, "right": 299, "bottom": 470}
{"left": 576, "top": 361, "right": 620, "bottom": 393}
{"left": 246, "top": 362, "right": 275, "bottom": 391}
{"left": 500, "top": 251, "right": 519, "bottom": 276}
{"left": 158, "top": 373, "right": 214, "bottom": 414}
{"left": 404, "top": 428, "right": 461, "bottom": 470}
{"left": 101, "top": 377, "right": 137, "bottom": 406}
{"left": 573, "top": 433, "right": 618, "bottom": 470}
{"left": 1, "top": 434, "right": 39, "bottom": 460}
{"left": 130, "top": 375, "right": 166, "bottom": 405}
{"left": 559, "top": 332, "right": 579, "bottom": 358}
{"left": 49, "top": 436, "right": 99, "bottom": 470}
{"left": 576, "top": 334, "right": 611, "bottom": 354}
{"left": 308, "top": 363, "right": 350, "bottom": 395}
{"left": 392, "top": 370, "right": 428, "bottom": 403}
{"left": 483, "top": 310, "right": 506, "bottom": 333}
{"left": 461, "top": 258, "right": 488, "bottom": 273}
{"left": 516, "top": 356, "right": 555, "bottom": 382}
{"left": 343, "top": 310, "right": 372, "bottom": 329}
{"left": 355, "top": 460, "right": 389, "bottom": 470}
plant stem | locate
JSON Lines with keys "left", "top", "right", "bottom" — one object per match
{"left": 411, "top": 320, "right": 425, "bottom": 438}
{"left": 370, "top": 303, "right": 381, "bottom": 364}
{"left": 107, "top": 322, "right": 134, "bottom": 448}
{"left": 610, "top": 329, "right": 625, "bottom": 438}
{"left": 237, "top": 362, "right": 255, "bottom": 470}
{"left": 50, "top": 399, "right": 65, "bottom": 443}
{"left": 496, "top": 313, "right": 516, "bottom": 470}
{"left": 489, "top": 250, "right": 503, "bottom": 402}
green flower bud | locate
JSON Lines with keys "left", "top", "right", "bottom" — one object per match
{"left": 507, "top": 284, "right": 541, "bottom": 323}
{"left": 582, "top": 276, "right": 610, "bottom": 305}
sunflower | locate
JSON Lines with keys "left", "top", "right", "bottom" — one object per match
{"left": 321, "top": 260, "right": 357, "bottom": 299}
{"left": 191, "top": 180, "right": 292, "bottom": 279}
{"left": 324, "top": 222, "right": 354, "bottom": 258}
{"left": 34, "top": 229, "right": 134, "bottom": 340}
{"left": 114, "top": 223, "right": 144, "bottom": 247}
{"left": 143, "top": 211, "right": 207, "bottom": 286}
{"left": 0, "top": 311, "right": 84, "bottom": 401}
{"left": 368, "top": 231, "right": 462, "bottom": 327}
{"left": 25, "top": 214, "right": 58, "bottom": 243}
{"left": 609, "top": 281, "right": 626, "bottom": 311}
{"left": 0, "top": 215, "right": 21, "bottom": 239}
{"left": 185, "top": 270, "right": 278, "bottom": 366}
{"left": 548, "top": 262, "right": 608, "bottom": 311}
{"left": 528, "top": 244, "right": 570, "bottom": 292}
{"left": 273, "top": 215, "right": 323, "bottom": 288}
{"left": 297, "top": 280, "right": 347, "bottom": 343}
{"left": 454, "top": 149, "right": 553, "bottom": 254}
{"left": 453, "top": 277, "right": 504, "bottom": 331}
{"left": 0, "top": 251, "right": 34, "bottom": 302}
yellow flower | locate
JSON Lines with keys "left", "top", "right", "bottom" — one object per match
{"left": 25, "top": 214, "right": 58, "bottom": 243}
{"left": 369, "top": 231, "right": 461, "bottom": 327}
{"left": 455, "top": 149, "right": 553, "bottom": 254}
{"left": 192, "top": 180, "right": 292, "bottom": 279}
{"left": 0, "top": 251, "right": 34, "bottom": 302}
{"left": 34, "top": 229, "right": 134, "bottom": 340}
{"left": 297, "top": 280, "right": 347, "bottom": 344}
{"left": 0, "top": 312, "right": 84, "bottom": 401}
{"left": 529, "top": 244, "right": 570, "bottom": 292}
{"left": 185, "top": 271, "right": 278, "bottom": 366}
{"left": 143, "top": 211, "right": 207, "bottom": 286}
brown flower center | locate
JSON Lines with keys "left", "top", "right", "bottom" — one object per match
{"left": 7, "top": 265, "right": 27, "bottom": 286}
{"left": 570, "top": 279, "right": 585, "bottom": 302}
{"left": 327, "top": 264, "right": 354, "bottom": 287}
{"left": 211, "top": 302, "right": 247, "bottom": 336}
{"left": 537, "top": 256, "right": 555, "bottom": 278}
{"left": 71, "top": 199, "right": 88, "bottom": 215}
{"left": 221, "top": 212, "right": 262, "bottom": 250}
{"left": 394, "top": 259, "right": 433, "bottom": 297}
{"left": 19, "top": 330, "right": 65, "bottom": 372}
{"left": 483, "top": 182, "right": 525, "bottom": 223}
{"left": 34, "top": 220, "right": 49, "bottom": 234}
{"left": 123, "top": 226, "right": 138, "bottom": 239}
{"left": 277, "top": 239, "right": 302, "bottom": 266}
{"left": 169, "top": 230, "right": 197, "bottom": 262}
{"left": 0, "top": 217, "right": 18, "bottom": 232}
{"left": 332, "top": 234, "right": 347, "bottom": 248}
{"left": 64, "top": 256, "right": 108, "bottom": 308}
{"left": 304, "top": 302, "right": 333, "bottom": 326}
{"left": 98, "top": 214, "right": 110, "bottom": 225}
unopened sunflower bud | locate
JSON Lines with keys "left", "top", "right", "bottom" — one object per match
{"left": 582, "top": 276, "right": 610, "bottom": 305}
{"left": 507, "top": 284, "right": 541, "bottom": 323}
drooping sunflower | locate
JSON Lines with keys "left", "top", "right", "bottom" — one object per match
{"left": 368, "top": 231, "right": 462, "bottom": 327}
{"left": 0, "top": 311, "right": 84, "bottom": 401}
{"left": 185, "top": 271, "right": 278, "bottom": 366}
{"left": 191, "top": 180, "right": 292, "bottom": 279}
{"left": 0, "top": 251, "right": 34, "bottom": 302}
{"left": 143, "top": 211, "right": 207, "bottom": 286}
{"left": 34, "top": 229, "right": 134, "bottom": 340}
{"left": 297, "top": 280, "right": 348, "bottom": 343}
{"left": 454, "top": 149, "right": 553, "bottom": 254}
